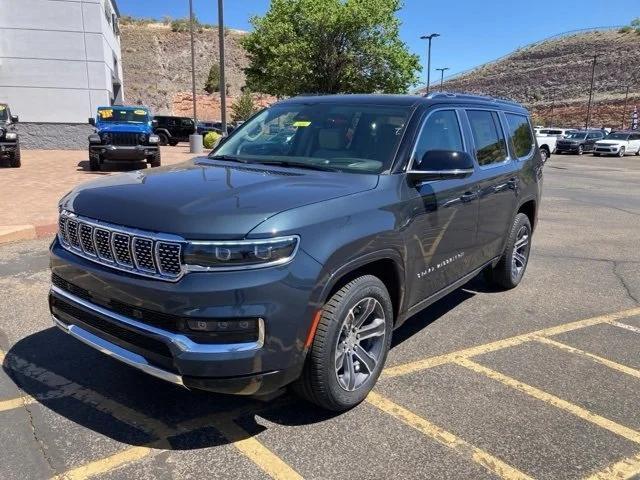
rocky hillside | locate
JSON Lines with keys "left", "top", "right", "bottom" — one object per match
{"left": 421, "top": 29, "right": 640, "bottom": 128}
{"left": 120, "top": 21, "right": 253, "bottom": 119}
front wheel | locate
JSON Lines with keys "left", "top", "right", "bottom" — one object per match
{"left": 89, "top": 152, "right": 101, "bottom": 171}
{"left": 484, "top": 213, "right": 532, "bottom": 290}
{"left": 9, "top": 146, "right": 21, "bottom": 168}
{"left": 618, "top": 147, "right": 625, "bottom": 157}
{"left": 148, "top": 150, "right": 161, "bottom": 168}
{"left": 577, "top": 145, "right": 584, "bottom": 155}
{"left": 293, "top": 275, "right": 393, "bottom": 411}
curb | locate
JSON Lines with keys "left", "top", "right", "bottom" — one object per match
{"left": 0, "top": 223, "right": 57, "bottom": 245}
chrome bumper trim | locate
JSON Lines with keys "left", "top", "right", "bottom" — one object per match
{"left": 52, "top": 314, "right": 185, "bottom": 387}
{"left": 50, "top": 285, "right": 265, "bottom": 353}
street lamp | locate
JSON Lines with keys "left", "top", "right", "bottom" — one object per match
{"left": 420, "top": 33, "right": 440, "bottom": 95}
{"left": 188, "top": 0, "right": 202, "bottom": 153}
{"left": 584, "top": 54, "right": 598, "bottom": 130}
{"left": 218, "top": 0, "right": 227, "bottom": 136}
{"left": 435, "top": 67, "right": 449, "bottom": 91}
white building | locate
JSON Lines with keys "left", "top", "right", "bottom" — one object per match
{"left": 0, "top": 0, "right": 123, "bottom": 128}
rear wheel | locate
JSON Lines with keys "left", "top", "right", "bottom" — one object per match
{"left": 618, "top": 147, "right": 626, "bottom": 157}
{"left": 148, "top": 150, "right": 161, "bottom": 167}
{"left": 539, "top": 147, "right": 549, "bottom": 163}
{"left": 157, "top": 132, "right": 169, "bottom": 146}
{"left": 169, "top": 140, "right": 179, "bottom": 146}
{"left": 577, "top": 145, "right": 584, "bottom": 155}
{"left": 484, "top": 213, "right": 532, "bottom": 290}
{"left": 593, "top": 152, "right": 600, "bottom": 157}
{"left": 9, "top": 145, "right": 21, "bottom": 168}
{"left": 89, "top": 152, "right": 101, "bottom": 171}
{"left": 293, "top": 275, "right": 393, "bottom": 411}
{"left": 635, "top": 147, "right": 640, "bottom": 156}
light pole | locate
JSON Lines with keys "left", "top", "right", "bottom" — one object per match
{"left": 621, "top": 85, "right": 630, "bottom": 130}
{"left": 218, "top": 0, "right": 227, "bottom": 135}
{"left": 420, "top": 33, "right": 440, "bottom": 95}
{"left": 188, "top": 0, "right": 202, "bottom": 153}
{"left": 585, "top": 54, "right": 598, "bottom": 130}
{"left": 435, "top": 67, "right": 449, "bottom": 91}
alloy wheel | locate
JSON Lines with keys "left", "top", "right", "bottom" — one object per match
{"left": 334, "top": 297, "right": 386, "bottom": 392}
{"left": 511, "top": 225, "right": 530, "bottom": 281}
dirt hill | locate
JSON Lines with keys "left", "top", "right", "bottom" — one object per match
{"left": 420, "top": 29, "right": 640, "bottom": 129}
{"left": 120, "top": 21, "right": 259, "bottom": 120}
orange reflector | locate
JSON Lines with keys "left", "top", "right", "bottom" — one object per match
{"left": 305, "top": 310, "right": 323, "bottom": 348}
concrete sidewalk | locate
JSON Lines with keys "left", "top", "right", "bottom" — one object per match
{"left": 0, "top": 146, "right": 196, "bottom": 244}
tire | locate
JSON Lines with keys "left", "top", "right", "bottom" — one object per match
{"left": 157, "top": 132, "right": 169, "bottom": 146}
{"left": 293, "top": 275, "right": 393, "bottom": 411}
{"left": 484, "top": 213, "right": 532, "bottom": 290}
{"left": 9, "top": 146, "right": 21, "bottom": 168}
{"left": 148, "top": 150, "right": 161, "bottom": 167}
{"left": 539, "top": 148, "right": 549, "bottom": 163}
{"left": 89, "top": 152, "right": 101, "bottom": 171}
{"left": 593, "top": 152, "right": 600, "bottom": 157}
{"left": 636, "top": 147, "right": 640, "bottom": 156}
{"left": 618, "top": 147, "right": 625, "bottom": 158}
{"left": 577, "top": 145, "right": 584, "bottom": 155}
{"left": 169, "top": 140, "right": 179, "bottom": 146}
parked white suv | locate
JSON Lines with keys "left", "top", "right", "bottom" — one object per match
{"left": 593, "top": 131, "right": 640, "bottom": 157}
{"left": 538, "top": 128, "right": 577, "bottom": 138}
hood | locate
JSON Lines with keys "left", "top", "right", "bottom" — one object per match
{"left": 61, "top": 158, "right": 379, "bottom": 239}
{"left": 96, "top": 123, "right": 152, "bottom": 134}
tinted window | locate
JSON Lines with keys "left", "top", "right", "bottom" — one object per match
{"left": 587, "top": 132, "right": 603, "bottom": 139}
{"left": 412, "top": 110, "right": 463, "bottom": 167}
{"left": 505, "top": 113, "right": 534, "bottom": 158}
{"left": 467, "top": 110, "right": 508, "bottom": 165}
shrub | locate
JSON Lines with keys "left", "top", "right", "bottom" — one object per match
{"left": 231, "top": 90, "right": 257, "bottom": 122}
{"left": 203, "top": 131, "right": 222, "bottom": 149}
{"left": 205, "top": 64, "right": 220, "bottom": 94}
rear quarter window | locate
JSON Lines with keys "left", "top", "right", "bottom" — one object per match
{"left": 505, "top": 113, "right": 534, "bottom": 158}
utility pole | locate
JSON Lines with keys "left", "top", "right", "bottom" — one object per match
{"left": 585, "top": 54, "right": 598, "bottom": 130}
{"left": 420, "top": 33, "right": 440, "bottom": 95}
{"left": 436, "top": 67, "right": 449, "bottom": 91}
{"left": 621, "top": 85, "right": 630, "bottom": 130}
{"left": 188, "top": 0, "right": 202, "bottom": 152}
{"left": 218, "top": 0, "right": 227, "bottom": 135}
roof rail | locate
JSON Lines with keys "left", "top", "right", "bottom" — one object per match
{"left": 424, "top": 91, "right": 522, "bottom": 107}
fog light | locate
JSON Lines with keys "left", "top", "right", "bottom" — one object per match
{"left": 186, "top": 318, "right": 259, "bottom": 333}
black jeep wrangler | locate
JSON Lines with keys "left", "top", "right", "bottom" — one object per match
{"left": 0, "top": 104, "right": 21, "bottom": 168}
{"left": 153, "top": 116, "right": 196, "bottom": 146}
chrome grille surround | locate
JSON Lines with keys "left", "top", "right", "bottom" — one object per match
{"left": 58, "top": 211, "right": 185, "bottom": 282}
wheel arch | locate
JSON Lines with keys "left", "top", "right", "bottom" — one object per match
{"left": 517, "top": 198, "right": 537, "bottom": 231}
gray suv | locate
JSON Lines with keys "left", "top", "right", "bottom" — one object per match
{"left": 50, "top": 93, "right": 543, "bottom": 411}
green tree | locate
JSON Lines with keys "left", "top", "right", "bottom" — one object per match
{"left": 241, "top": 0, "right": 420, "bottom": 96}
{"left": 205, "top": 63, "right": 221, "bottom": 94}
{"left": 231, "top": 90, "right": 257, "bottom": 122}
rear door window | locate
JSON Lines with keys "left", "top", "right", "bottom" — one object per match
{"left": 467, "top": 110, "right": 508, "bottom": 166}
{"left": 505, "top": 113, "right": 534, "bottom": 159}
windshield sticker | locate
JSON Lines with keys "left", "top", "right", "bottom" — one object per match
{"left": 293, "top": 120, "right": 311, "bottom": 127}
{"left": 134, "top": 110, "right": 147, "bottom": 116}
{"left": 98, "top": 109, "right": 113, "bottom": 119}
{"left": 0, "top": 105, "right": 5, "bottom": 111}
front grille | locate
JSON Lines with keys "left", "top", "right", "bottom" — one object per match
{"left": 58, "top": 211, "right": 184, "bottom": 281}
{"left": 110, "top": 132, "right": 141, "bottom": 146}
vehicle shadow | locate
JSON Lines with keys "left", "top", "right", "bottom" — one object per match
{"left": 3, "top": 276, "right": 488, "bottom": 451}
{"left": 76, "top": 160, "right": 148, "bottom": 173}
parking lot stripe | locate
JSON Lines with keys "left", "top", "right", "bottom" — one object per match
{"left": 583, "top": 451, "right": 640, "bottom": 479}
{"left": 366, "top": 391, "right": 534, "bottom": 480}
{"left": 455, "top": 358, "right": 640, "bottom": 444}
{"left": 52, "top": 446, "right": 153, "bottom": 480}
{"left": 215, "top": 419, "right": 303, "bottom": 480}
{"left": 382, "top": 307, "right": 640, "bottom": 378}
{"left": 0, "top": 394, "right": 36, "bottom": 413}
{"left": 533, "top": 336, "right": 640, "bottom": 379}
{"left": 609, "top": 321, "right": 640, "bottom": 335}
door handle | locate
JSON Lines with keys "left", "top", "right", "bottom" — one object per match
{"left": 460, "top": 191, "right": 478, "bottom": 203}
{"left": 507, "top": 177, "right": 519, "bottom": 190}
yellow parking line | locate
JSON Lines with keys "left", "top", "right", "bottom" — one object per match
{"left": 366, "top": 391, "right": 534, "bottom": 480}
{"left": 52, "top": 446, "right": 153, "bottom": 480}
{"left": 455, "top": 358, "right": 640, "bottom": 444}
{"left": 533, "top": 336, "right": 640, "bottom": 379}
{"left": 0, "top": 394, "right": 36, "bottom": 413}
{"left": 583, "top": 451, "right": 640, "bottom": 479}
{"left": 215, "top": 419, "right": 303, "bottom": 480}
{"left": 382, "top": 307, "right": 640, "bottom": 378}
{"left": 608, "top": 321, "right": 640, "bottom": 335}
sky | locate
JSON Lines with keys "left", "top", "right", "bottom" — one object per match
{"left": 116, "top": 0, "right": 639, "bottom": 87}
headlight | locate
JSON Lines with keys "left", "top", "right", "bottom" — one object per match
{"left": 148, "top": 134, "right": 160, "bottom": 144}
{"left": 183, "top": 236, "right": 299, "bottom": 271}
{"left": 88, "top": 134, "right": 101, "bottom": 144}
{"left": 5, "top": 132, "right": 17, "bottom": 140}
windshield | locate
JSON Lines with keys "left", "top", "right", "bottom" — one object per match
{"left": 97, "top": 108, "right": 149, "bottom": 124}
{"left": 211, "top": 103, "right": 413, "bottom": 174}
{"left": 0, "top": 105, "right": 8, "bottom": 122}
{"left": 605, "top": 133, "right": 630, "bottom": 140}
{"left": 565, "top": 133, "right": 587, "bottom": 139}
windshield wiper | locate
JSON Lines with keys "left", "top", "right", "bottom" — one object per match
{"left": 252, "top": 160, "right": 338, "bottom": 172}
{"left": 208, "top": 154, "right": 250, "bottom": 164}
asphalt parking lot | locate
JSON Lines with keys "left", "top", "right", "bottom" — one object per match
{"left": 1, "top": 152, "right": 639, "bottom": 480}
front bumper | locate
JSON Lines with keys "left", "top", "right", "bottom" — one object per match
{"left": 555, "top": 144, "right": 580, "bottom": 153}
{"left": 49, "top": 237, "right": 322, "bottom": 395}
{"left": 594, "top": 145, "right": 622, "bottom": 154}
{"left": 0, "top": 141, "right": 18, "bottom": 157}
{"left": 90, "top": 144, "right": 158, "bottom": 161}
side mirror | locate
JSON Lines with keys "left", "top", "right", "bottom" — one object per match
{"left": 408, "top": 150, "right": 475, "bottom": 184}
{"left": 10, "top": 115, "right": 19, "bottom": 123}
{"left": 88, "top": 117, "right": 96, "bottom": 126}
{"left": 151, "top": 119, "right": 159, "bottom": 128}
